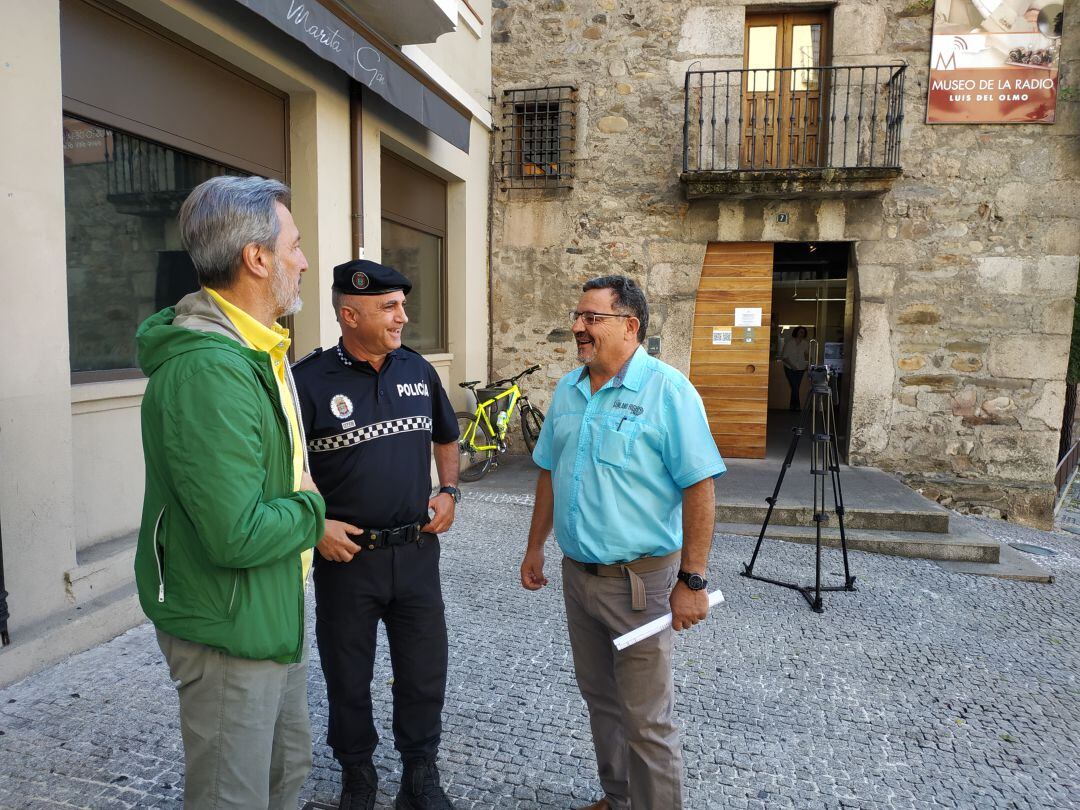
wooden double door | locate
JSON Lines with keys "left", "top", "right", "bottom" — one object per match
{"left": 742, "top": 11, "right": 831, "bottom": 169}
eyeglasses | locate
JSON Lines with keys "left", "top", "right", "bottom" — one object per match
{"left": 569, "top": 310, "right": 633, "bottom": 326}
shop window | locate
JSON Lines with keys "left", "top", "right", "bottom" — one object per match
{"left": 63, "top": 115, "right": 245, "bottom": 380}
{"left": 380, "top": 151, "right": 448, "bottom": 355}
{"left": 381, "top": 221, "right": 445, "bottom": 354}
{"left": 499, "top": 86, "right": 576, "bottom": 188}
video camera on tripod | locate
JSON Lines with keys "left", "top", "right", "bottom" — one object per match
{"left": 741, "top": 341, "right": 857, "bottom": 613}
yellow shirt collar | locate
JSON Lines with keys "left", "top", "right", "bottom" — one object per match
{"left": 205, "top": 288, "right": 291, "bottom": 357}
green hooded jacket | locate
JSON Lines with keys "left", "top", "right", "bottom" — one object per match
{"left": 134, "top": 290, "right": 325, "bottom": 663}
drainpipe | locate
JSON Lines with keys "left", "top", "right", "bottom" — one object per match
{"left": 486, "top": 96, "right": 496, "bottom": 383}
{"left": 351, "top": 85, "right": 365, "bottom": 260}
{"left": 0, "top": 516, "right": 9, "bottom": 645}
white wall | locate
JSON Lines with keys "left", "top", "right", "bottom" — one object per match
{"left": 0, "top": 1, "right": 78, "bottom": 628}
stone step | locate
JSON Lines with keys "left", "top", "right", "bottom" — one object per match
{"left": 715, "top": 521, "right": 999, "bottom": 563}
{"left": 715, "top": 503, "right": 950, "bottom": 533}
{"left": 936, "top": 542, "right": 1053, "bottom": 583}
{"left": 65, "top": 531, "right": 137, "bottom": 604}
{"left": 0, "top": 581, "right": 143, "bottom": 688}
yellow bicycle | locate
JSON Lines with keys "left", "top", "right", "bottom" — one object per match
{"left": 457, "top": 364, "right": 545, "bottom": 482}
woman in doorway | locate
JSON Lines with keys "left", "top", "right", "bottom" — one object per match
{"left": 781, "top": 326, "right": 810, "bottom": 411}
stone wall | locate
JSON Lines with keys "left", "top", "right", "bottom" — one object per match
{"left": 491, "top": 0, "right": 1080, "bottom": 528}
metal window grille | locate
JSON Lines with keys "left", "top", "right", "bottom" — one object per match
{"left": 500, "top": 86, "right": 576, "bottom": 189}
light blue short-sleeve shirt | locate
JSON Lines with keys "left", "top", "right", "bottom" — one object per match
{"left": 532, "top": 346, "right": 726, "bottom": 565}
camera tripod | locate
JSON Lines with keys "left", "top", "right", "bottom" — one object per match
{"left": 740, "top": 362, "right": 857, "bottom": 613}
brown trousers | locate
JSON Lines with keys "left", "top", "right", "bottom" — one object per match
{"left": 561, "top": 557, "right": 685, "bottom": 810}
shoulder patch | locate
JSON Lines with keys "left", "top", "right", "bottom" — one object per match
{"left": 291, "top": 347, "right": 323, "bottom": 369}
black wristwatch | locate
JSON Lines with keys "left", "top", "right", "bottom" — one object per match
{"left": 439, "top": 485, "right": 461, "bottom": 504}
{"left": 677, "top": 570, "right": 707, "bottom": 591}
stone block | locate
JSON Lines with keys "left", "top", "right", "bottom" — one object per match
{"left": 596, "top": 116, "right": 628, "bottom": 133}
{"left": 848, "top": 302, "right": 894, "bottom": 455}
{"left": 845, "top": 200, "right": 885, "bottom": 241}
{"left": 677, "top": 7, "right": 743, "bottom": 57}
{"left": 951, "top": 387, "right": 977, "bottom": 416}
{"left": 501, "top": 203, "right": 570, "bottom": 249}
{"left": 1019, "top": 380, "right": 1065, "bottom": 430}
{"left": 897, "top": 356, "right": 925, "bottom": 372}
{"left": 833, "top": 4, "right": 886, "bottom": 56}
{"left": 988, "top": 334, "right": 1069, "bottom": 380}
{"left": 856, "top": 263, "right": 894, "bottom": 301}
{"left": 994, "top": 181, "right": 1031, "bottom": 218}
{"left": 646, "top": 262, "right": 697, "bottom": 297}
{"left": 1029, "top": 255, "right": 1079, "bottom": 294}
{"left": 897, "top": 304, "right": 942, "bottom": 325}
{"left": 900, "top": 374, "right": 960, "bottom": 392}
{"left": 950, "top": 356, "right": 983, "bottom": 373}
{"left": 816, "top": 201, "right": 846, "bottom": 241}
{"left": 1041, "top": 297, "right": 1075, "bottom": 335}
{"left": 945, "top": 340, "right": 988, "bottom": 353}
{"left": 975, "top": 256, "right": 1023, "bottom": 293}
{"left": 716, "top": 202, "right": 753, "bottom": 242}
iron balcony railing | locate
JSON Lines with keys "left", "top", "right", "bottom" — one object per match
{"left": 683, "top": 64, "right": 906, "bottom": 174}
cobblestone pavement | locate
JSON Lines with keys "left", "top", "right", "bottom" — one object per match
{"left": 1, "top": 496, "right": 1078, "bottom": 809}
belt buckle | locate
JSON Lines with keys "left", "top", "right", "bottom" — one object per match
{"left": 583, "top": 562, "right": 599, "bottom": 576}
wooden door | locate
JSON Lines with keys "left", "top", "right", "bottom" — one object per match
{"left": 689, "top": 243, "right": 774, "bottom": 459}
{"left": 741, "top": 11, "right": 830, "bottom": 169}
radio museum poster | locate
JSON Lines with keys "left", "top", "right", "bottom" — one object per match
{"left": 928, "top": 1, "right": 1064, "bottom": 124}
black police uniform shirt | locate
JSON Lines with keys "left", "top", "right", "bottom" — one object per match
{"left": 293, "top": 341, "right": 459, "bottom": 530}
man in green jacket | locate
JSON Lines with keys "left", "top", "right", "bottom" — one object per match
{"left": 134, "top": 176, "right": 328, "bottom": 809}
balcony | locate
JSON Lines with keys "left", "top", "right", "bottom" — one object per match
{"left": 681, "top": 64, "right": 906, "bottom": 199}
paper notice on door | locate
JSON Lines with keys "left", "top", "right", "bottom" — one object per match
{"left": 712, "top": 328, "right": 732, "bottom": 345}
{"left": 734, "top": 307, "right": 762, "bottom": 327}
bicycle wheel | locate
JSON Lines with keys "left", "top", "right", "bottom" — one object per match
{"left": 457, "top": 411, "right": 495, "bottom": 482}
{"left": 521, "top": 405, "right": 545, "bottom": 453}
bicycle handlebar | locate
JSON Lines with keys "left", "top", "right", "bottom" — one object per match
{"left": 489, "top": 364, "right": 542, "bottom": 388}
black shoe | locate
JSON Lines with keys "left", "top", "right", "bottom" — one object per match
{"left": 338, "top": 761, "right": 378, "bottom": 810}
{"left": 395, "top": 757, "right": 454, "bottom": 809}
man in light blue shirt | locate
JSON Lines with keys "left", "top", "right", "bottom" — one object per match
{"left": 520, "top": 275, "right": 725, "bottom": 810}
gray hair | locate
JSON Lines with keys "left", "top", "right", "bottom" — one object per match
{"left": 178, "top": 175, "right": 291, "bottom": 289}
{"left": 331, "top": 288, "right": 345, "bottom": 322}
{"left": 582, "top": 275, "right": 649, "bottom": 342}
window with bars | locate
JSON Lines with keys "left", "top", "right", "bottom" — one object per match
{"left": 500, "top": 86, "right": 576, "bottom": 188}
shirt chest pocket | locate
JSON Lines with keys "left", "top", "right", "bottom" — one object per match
{"left": 595, "top": 416, "right": 642, "bottom": 468}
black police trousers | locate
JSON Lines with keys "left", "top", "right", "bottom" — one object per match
{"left": 313, "top": 533, "right": 448, "bottom": 765}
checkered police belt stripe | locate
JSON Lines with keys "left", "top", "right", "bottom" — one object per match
{"left": 307, "top": 416, "right": 433, "bottom": 453}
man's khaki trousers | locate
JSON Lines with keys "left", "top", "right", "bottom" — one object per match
{"left": 561, "top": 557, "right": 685, "bottom": 810}
{"left": 156, "top": 629, "right": 312, "bottom": 809}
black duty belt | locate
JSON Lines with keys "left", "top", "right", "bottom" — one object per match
{"left": 358, "top": 522, "right": 424, "bottom": 551}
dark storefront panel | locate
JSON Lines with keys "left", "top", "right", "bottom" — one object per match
{"left": 60, "top": 0, "right": 287, "bottom": 179}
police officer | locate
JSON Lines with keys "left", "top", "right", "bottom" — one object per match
{"left": 293, "top": 259, "right": 460, "bottom": 810}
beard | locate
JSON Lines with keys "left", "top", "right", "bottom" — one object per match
{"left": 270, "top": 256, "right": 303, "bottom": 317}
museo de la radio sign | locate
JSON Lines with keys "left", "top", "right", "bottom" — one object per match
{"left": 928, "top": 0, "right": 1064, "bottom": 124}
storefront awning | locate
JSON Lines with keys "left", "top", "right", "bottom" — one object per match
{"left": 233, "top": 0, "right": 471, "bottom": 152}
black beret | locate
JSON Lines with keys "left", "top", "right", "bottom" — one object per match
{"left": 332, "top": 259, "right": 412, "bottom": 296}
